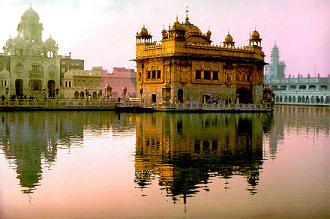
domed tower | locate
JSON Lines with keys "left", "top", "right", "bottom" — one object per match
{"left": 169, "top": 16, "right": 185, "bottom": 39}
{"left": 17, "top": 7, "right": 43, "bottom": 44}
{"left": 223, "top": 32, "right": 235, "bottom": 48}
{"left": 44, "top": 36, "right": 58, "bottom": 58}
{"left": 136, "top": 25, "right": 152, "bottom": 44}
{"left": 12, "top": 35, "right": 25, "bottom": 56}
{"left": 249, "top": 29, "right": 262, "bottom": 47}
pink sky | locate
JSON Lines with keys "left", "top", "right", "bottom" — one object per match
{"left": 0, "top": 0, "right": 329, "bottom": 77}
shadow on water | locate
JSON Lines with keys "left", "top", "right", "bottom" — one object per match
{"left": 134, "top": 112, "right": 274, "bottom": 203}
{"left": 0, "top": 111, "right": 135, "bottom": 194}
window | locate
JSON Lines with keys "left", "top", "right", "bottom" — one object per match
{"left": 213, "top": 71, "right": 218, "bottom": 80}
{"left": 320, "top": 85, "right": 328, "bottom": 90}
{"left": 289, "top": 85, "right": 297, "bottom": 90}
{"left": 157, "top": 70, "right": 161, "bottom": 79}
{"left": 65, "top": 81, "right": 68, "bottom": 87}
{"left": 152, "top": 70, "right": 156, "bottom": 80}
{"left": 196, "top": 70, "right": 201, "bottom": 80}
{"left": 147, "top": 71, "right": 151, "bottom": 80}
{"left": 204, "top": 71, "right": 211, "bottom": 80}
{"left": 32, "top": 65, "right": 40, "bottom": 73}
{"left": 247, "top": 74, "right": 251, "bottom": 82}
{"left": 69, "top": 81, "right": 71, "bottom": 87}
{"left": 16, "top": 63, "right": 23, "bottom": 75}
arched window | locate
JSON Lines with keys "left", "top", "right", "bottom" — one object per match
{"left": 293, "top": 96, "right": 296, "bottom": 102}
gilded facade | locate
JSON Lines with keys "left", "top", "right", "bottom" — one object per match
{"left": 135, "top": 13, "right": 266, "bottom": 105}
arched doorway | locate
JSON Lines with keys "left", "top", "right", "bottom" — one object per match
{"left": 80, "top": 91, "right": 85, "bottom": 99}
{"left": 15, "top": 79, "right": 23, "bottom": 97}
{"left": 48, "top": 80, "right": 55, "bottom": 98}
{"left": 177, "top": 89, "right": 183, "bottom": 103}
{"left": 74, "top": 91, "right": 79, "bottom": 99}
{"left": 237, "top": 88, "right": 252, "bottom": 104}
{"left": 151, "top": 93, "right": 156, "bottom": 103}
{"left": 93, "top": 91, "right": 97, "bottom": 99}
{"left": 326, "top": 96, "right": 330, "bottom": 104}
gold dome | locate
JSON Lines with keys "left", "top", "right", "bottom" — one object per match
{"left": 224, "top": 33, "right": 233, "bottom": 43}
{"left": 251, "top": 30, "right": 260, "bottom": 39}
{"left": 171, "top": 16, "right": 184, "bottom": 31}
{"left": 140, "top": 26, "right": 149, "bottom": 36}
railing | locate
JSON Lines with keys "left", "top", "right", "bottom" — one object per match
{"left": 117, "top": 101, "right": 272, "bottom": 111}
{"left": 0, "top": 99, "right": 274, "bottom": 112}
{"left": 0, "top": 98, "right": 117, "bottom": 109}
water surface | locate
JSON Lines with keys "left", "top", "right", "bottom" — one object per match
{"left": 0, "top": 106, "right": 329, "bottom": 218}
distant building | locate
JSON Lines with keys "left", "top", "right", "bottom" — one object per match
{"left": 265, "top": 44, "right": 330, "bottom": 105}
{"left": 62, "top": 67, "right": 136, "bottom": 99}
{"left": 135, "top": 12, "right": 267, "bottom": 105}
{"left": 0, "top": 7, "right": 85, "bottom": 99}
{"left": 101, "top": 67, "right": 136, "bottom": 98}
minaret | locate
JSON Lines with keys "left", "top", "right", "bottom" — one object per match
{"left": 268, "top": 42, "right": 285, "bottom": 80}
{"left": 270, "top": 42, "right": 279, "bottom": 63}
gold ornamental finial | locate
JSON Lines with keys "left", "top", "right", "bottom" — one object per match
{"left": 185, "top": 5, "right": 189, "bottom": 21}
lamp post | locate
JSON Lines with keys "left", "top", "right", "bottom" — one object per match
{"left": 5, "top": 87, "right": 9, "bottom": 104}
{"left": 42, "top": 87, "right": 46, "bottom": 100}
{"left": 84, "top": 88, "right": 88, "bottom": 101}
{"left": 55, "top": 87, "right": 59, "bottom": 104}
{"left": 99, "top": 89, "right": 102, "bottom": 99}
{"left": 139, "top": 87, "right": 143, "bottom": 107}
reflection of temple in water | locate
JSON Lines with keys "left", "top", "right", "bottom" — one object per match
{"left": 134, "top": 113, "right": 273, "bottom": 202}
{"left": 0, "top": 111, "right": 135, "bottom": 194}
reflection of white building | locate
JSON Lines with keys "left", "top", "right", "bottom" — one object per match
{"left": 265, "top": 44, "right": 330, "bottom": 105}
{"left": 0, "top": 7, "right": 83, "bottom": 99}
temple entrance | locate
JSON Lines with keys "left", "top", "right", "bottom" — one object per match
{"left": 177, "top": 89, "right": 183, "bottom": 103}
{"left": 151, "top": 93, "right": 156, "bottom": 103}
{"left": 48, "top": 80, "right": 55, "bottom": 98}
{"left": 30, "top": 79, "right": 42, "bottom": 91}
{"left": 15, "top": 79, "right": 23, "bottom": 97}
{"left": 237, "top": 88, "right": 252, "bottom": 104}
